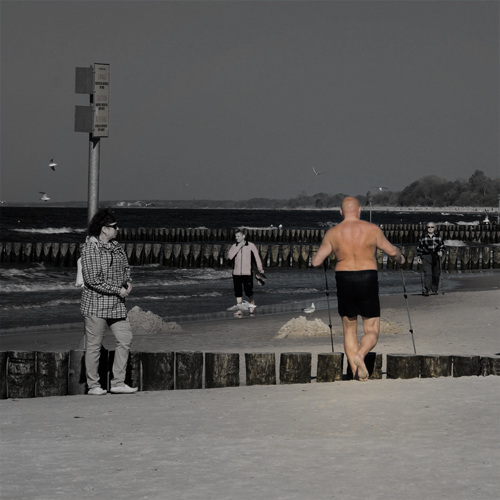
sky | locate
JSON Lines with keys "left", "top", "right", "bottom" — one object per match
{"left": 1, "top": 0, "right": 498, "bottom": 203}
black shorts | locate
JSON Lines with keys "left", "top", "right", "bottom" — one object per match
{"left": 335, "top": 270, "right": 380, "bottom": 318}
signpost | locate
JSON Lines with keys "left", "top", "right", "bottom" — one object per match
{"left": 92, "top": 64, "right": 110, "bottom": 138}
{"left": 75, "top": 63, "right": 110, "bottom": 222}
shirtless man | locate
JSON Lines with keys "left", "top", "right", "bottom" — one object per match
{"left": 312, "top": 196, "right": 405, "bottom": 380}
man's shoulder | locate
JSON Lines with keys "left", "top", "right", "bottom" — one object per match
{"left": 339, "top": 219, "right": 381, "bottom": 231}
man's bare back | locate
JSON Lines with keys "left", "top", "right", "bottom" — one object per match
{"left": 312, "top": 197, "right": 403, "bottom": 270}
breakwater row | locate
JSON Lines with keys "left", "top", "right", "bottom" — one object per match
{"left": 112, "top": 223, "right": 499, "bottom": 244}
{"left": 1, "top": 240, "right": 499, "bottom": 270}
{"left": 2, "top": 350, "right": 499, "bottom": 399}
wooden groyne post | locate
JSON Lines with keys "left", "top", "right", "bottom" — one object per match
{"left": 205, "top": 353, "right": 240, "bottom": 388}
{"left": 176, "top": 351, "right": 203, "bottom": 390}
{"left": 1, "top": 351, "right": 499, "bottom": 399}
{"left": 279, "top": 352, "right": 312, "bottom": 384}
{"left": 316, "top": 352, "right": 344, "bottom": 382}
{"left": 2, "top": 240, "right": 500, "bottom": 270}
{"left": 245, "top": 353, "right": 276, "bottom": 386}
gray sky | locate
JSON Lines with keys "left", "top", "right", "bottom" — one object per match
{"left": 1, "top": 0, "right": 498, "bottom": 203}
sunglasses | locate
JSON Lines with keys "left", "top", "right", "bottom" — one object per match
{"left": 106, "top": 224, "right": 119, "bottom": 230}
{"left": 427, "top": 226, "right": 435, "bottom": 229}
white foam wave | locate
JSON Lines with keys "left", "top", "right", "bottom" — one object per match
{"left": 0, "top": 298, "right": 80, "bottom": 310}
{"left": 186, "top": 269, "right": 232, "bottom": 280}
{"left": 142, "top": 291, "right": 223, "bottom": 301}
{"left": 444, "top": 240, "right": 468, "bottom": 247}
{"left": 0, "top": 282, "right": 78, "bottom": 293}
{"left": 269, "top": 287, "right": 321, "bottom": 295}
{"left": 13, "top": 227, "right": 85, "bottom": 234}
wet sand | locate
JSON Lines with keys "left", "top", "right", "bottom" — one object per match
{"left": 1, "top": 273, "right": 498, "bottom": 359}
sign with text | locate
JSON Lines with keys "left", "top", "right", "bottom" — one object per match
{"left": 92, "top": 63, "right": 110, "bottom": 137}
{"left": 74, "top": 63, "right": 109, "bottom": 137}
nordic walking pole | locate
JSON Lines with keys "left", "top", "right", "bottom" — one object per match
{"left": 323, "top": 260, "right": 334, "bottom": 352}
{"left": 400, "top": 266, "right": 417, "bottom": 354}
{"left": 438, "top": 252, "right": 445, "bottom": 294}
{"left": 419, "top": 261, "right": 424, "bottom": 295}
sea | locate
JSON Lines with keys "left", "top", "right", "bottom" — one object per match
{"left": 0, "top": 206, "right": 496, "bottom": 330}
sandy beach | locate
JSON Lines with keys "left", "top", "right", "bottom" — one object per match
{"left": 1, "top": 273, "right": 499, "bottom": 499}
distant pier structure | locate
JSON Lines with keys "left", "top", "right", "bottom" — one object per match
{"left": 1, "top": 222, "right": 499, "bottom": 271}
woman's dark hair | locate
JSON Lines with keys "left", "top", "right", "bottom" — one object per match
{"left": 87, "top": 208, "right": 117, "bottom": 237}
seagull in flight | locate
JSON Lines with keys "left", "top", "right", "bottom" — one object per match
{"left": 303, "top": 302, "right": 315, "bottom": 317}
{"left": 39, "top": 192, "right": 50, "bottom": 202}
{"left": 371, "top": 186, "right": 388, "bottom": 191}
{"left": 312, "top": 167, "right": 326, "bottom": 176}
{"left": 49, "top": 159, "right": 58, "bottom": 171}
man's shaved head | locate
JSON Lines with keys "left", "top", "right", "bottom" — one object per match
{"left": 341, "top": 196, "right": 361, "bottom": 216}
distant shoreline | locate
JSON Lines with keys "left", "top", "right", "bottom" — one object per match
{"left": 1, "top": 203, "right": 498, "bottom": 214}
{"left": 365, "top": 206, "right": 497, "bottom": 214}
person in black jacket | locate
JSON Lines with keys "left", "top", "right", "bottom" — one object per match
{"left": 416, "top": 222, "right": 445, "bottom": 296}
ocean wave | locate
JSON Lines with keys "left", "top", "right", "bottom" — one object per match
{"left": 184, "top": 269, "right": 232, "bottom": 280}
{"left": 0, "top": 297, "right": 80, "bottom": 310}
{"left": 134, "top": 278, "right": 221, "bottom": 288}
{"left": 268, "top": 287, "right": 321, "bottom": 295}
{"left": 130, "top": 268, "right": 232, "bottom": 287}
{"left": 0, "top": 278, "right": 78, "bottom": 293}
{"left": 12, "top": 227, "right": 85, "bottom": 234}
{"left": 444, "top": 240, "right": 468, "bottom": 247}
{"left": 141, "top": 291, "right": 223, "bottom": 301}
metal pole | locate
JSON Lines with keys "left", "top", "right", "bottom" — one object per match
{"left": 419, "top": 263, "right": 424, "bottom": 295}
{"left": 400, "top": 267, "right": 417, "bottom": 354}
{"left": 77, "top": 133, "right": 100, "bottom": 353}
{"left": 323, "top": 261, "right": 334, "bottom": 352}
{"left": 497, "top": 194, "right": 500, "bottom": 225}
{"left": 88, "top": 135, "right": 100, "bottom": 224}
{"left": 438, "top": 253, "right": 445, "bottom": 295}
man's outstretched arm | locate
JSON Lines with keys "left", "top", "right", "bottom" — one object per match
{"left": 377, "top": 230, "right": 405, "bottom": 265}
{"left": 312, "top": 239, "right": 333, "bottom": 267}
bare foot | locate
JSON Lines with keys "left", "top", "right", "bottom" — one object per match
{"left": 354, "top": 354, "right": 369, "bottom": 381}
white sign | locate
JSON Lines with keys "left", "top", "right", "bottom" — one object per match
{"left": 93, "top": 63, "right": 110, "bottom": 137}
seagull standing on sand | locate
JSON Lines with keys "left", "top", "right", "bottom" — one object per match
{"left": 49, "top": 159, "right": 58, "bottom": 171}
{"left": 303, "top": 303, "right": 315, "bottom": 317}
{"left": 312, "top": 167, "right": 326, "bottom": 176}
{"left": 39, "top": 192, "right": 50, "bottom": 202}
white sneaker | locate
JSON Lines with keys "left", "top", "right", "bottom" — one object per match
{"left": 88, "top": 387, "right": 107, "bottom": 396}
{"left": 110, "top": 384, "right": 138, "bottom": 394}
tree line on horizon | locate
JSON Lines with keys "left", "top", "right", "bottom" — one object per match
{"left": 20, "top": 170, "right": 498, "bottom": 208}
{"left": 153, "top": 170, "right": 499, "bottom": 209}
